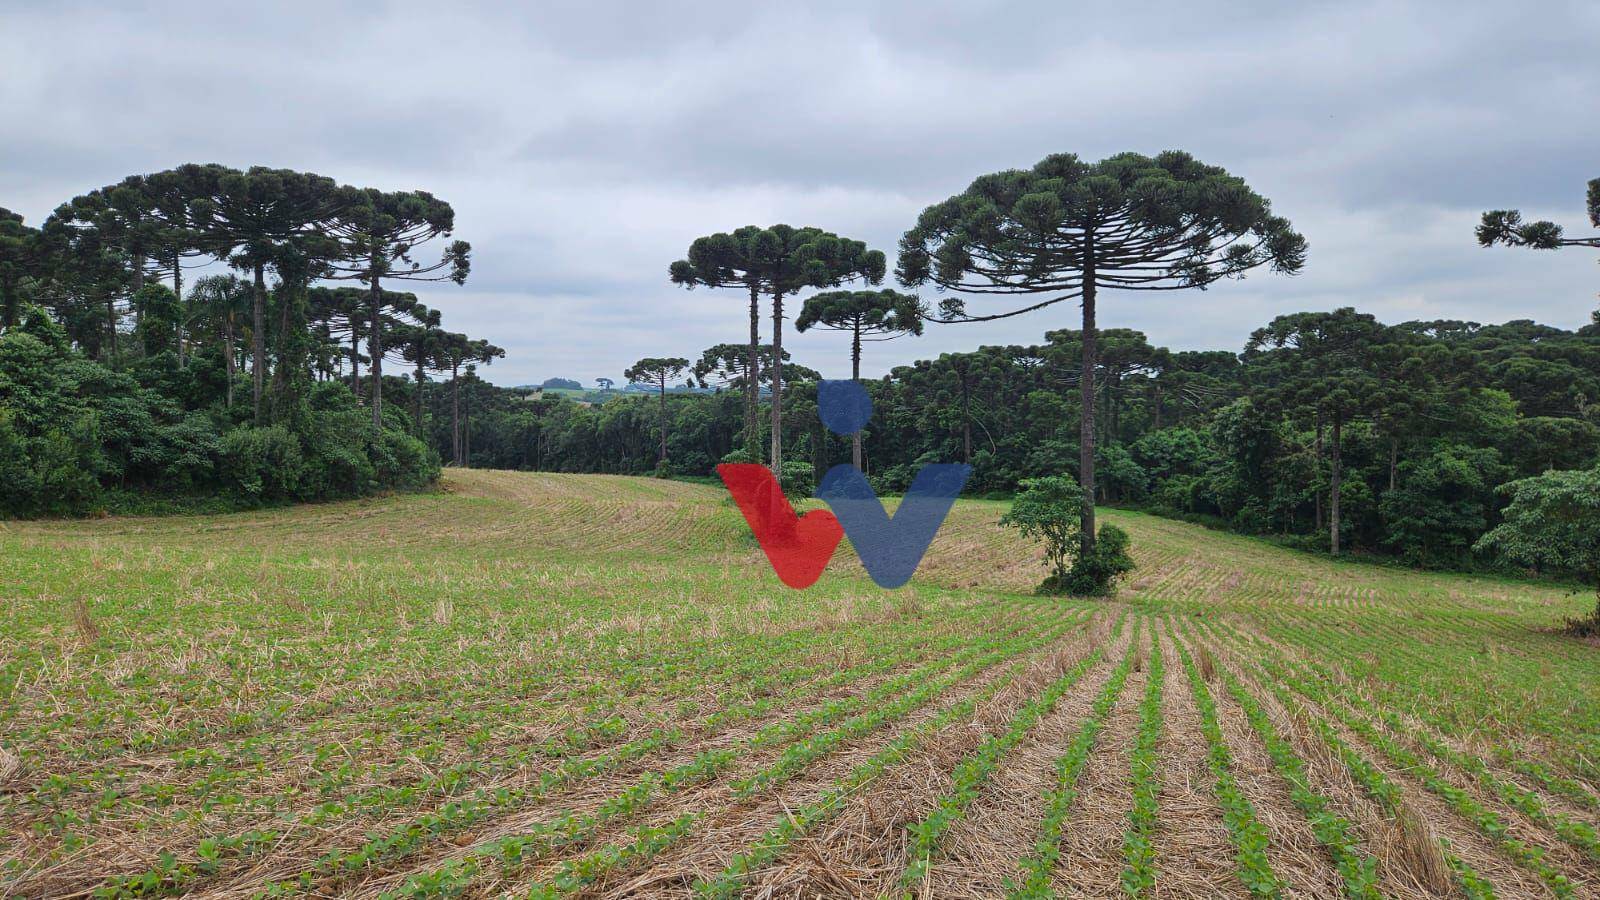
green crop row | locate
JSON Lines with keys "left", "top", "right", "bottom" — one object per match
{"left": 1006, "top": 619, "right": 1140, "bottom": 899}
{"left": 1119, "top": 629, "right": 1164, "bottom": 897}
{"left": 1171, "top": 633, "right": 1279, "bottom": 897}
{"left": 1219, "top": 666, "right": 1382, "bottom": 900}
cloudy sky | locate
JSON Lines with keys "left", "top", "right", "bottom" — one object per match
{"left": 2, "top": 1, "right": 1597, "bottom": 386}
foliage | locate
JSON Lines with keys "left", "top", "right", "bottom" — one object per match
{"left": 899, "top": 149, "right": 1305, "bottom": 563}
{"left": 1001, "top": 476, "right": 1135, "bottom": 595}
{"left": 1475, "top": 466, "right": 1600, "bottom": 634}
{"left": 671, "top": 224, "right": 885, "bottom": 466}
{"left": 0, "top": 164, "right": 505, "bottom": 515}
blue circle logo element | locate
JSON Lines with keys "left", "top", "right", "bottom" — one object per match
{"left": 818, "top": 379, "right": 873, "bottom": 435}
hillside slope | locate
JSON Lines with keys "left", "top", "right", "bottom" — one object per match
{"left": 0, "top": 470, "right": 1595, "bottom": 898}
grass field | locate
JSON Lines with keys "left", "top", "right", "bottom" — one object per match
{"left": 1, "top": 470, "right": 1597, "bottom": 899}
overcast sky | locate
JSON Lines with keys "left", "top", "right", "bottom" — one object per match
{"left": 3, "top": 1, "right": 1597, "bottom": 386}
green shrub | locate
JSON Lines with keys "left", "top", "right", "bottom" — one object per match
{"left": 218, "top": 425, "right": 305, "bottom": 501}
{"left": 779, "top": 460, "right": 814, "bottom": 498}
{"left": 1050, "top": 524, "right": 1135, "bottom": 596}
{"left": 1001, "top": 475, "right": 1136, "bottom": 596}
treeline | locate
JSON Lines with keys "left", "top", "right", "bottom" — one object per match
{"left": 452, "top": 308, "right": 1600, "bottom": 570}
{"left": 0, "top": 164, "right": 499, "bottom": 516}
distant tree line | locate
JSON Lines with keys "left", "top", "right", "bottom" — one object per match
{"left": 0, "top": 164, "right": 501, "bottom": 515}
{"left": 454, "top": 310, "right": 1600, "bottom": 571}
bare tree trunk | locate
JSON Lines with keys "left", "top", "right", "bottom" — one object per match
{"left": 851, "top": 323, "right": 863, "bottom": 471}
{"left": 252, "top": 262, "right": 266, "bottom": 421}
{"left": 1314, "top": 415, "right": 1324, "bottom": 531}
{"left": 368, "top": 265, "right": 383, "bottom": 431}
{"left": 1330, "top": 414, "right": 1344, "bottom": 555}
{"left": 106, "top": 295, "right": 117, "bottom": 360}
{"left": 131, "top": 253, "right": 145, "bottom": 333}
{"left": 463, "top": 378, "right": 471, "bottom": 467}
{"left": 222, "top": 316, "right": 235, "bottom": 409}
{"left": 350, "top": 323, "right": 361, "bottom": 395}
{"left": 961, "top": 374, "right": 972, "bottom": 465}
{"left": 451, "top": 361, "right": 461, "bottom": 466}
{"left": 658, "top": 377, "right": 668, "bottom": 463}
{"left": 173, "top": 251, "right": 185, "bottom": 367}
{"left": 414, "top": 359, "right": 425, "bottom": 436}
{"left": 769, "top": 290, "right": 785, "bottom": 475}
{"left": 746, "top": 281, "right": 760, "bottom": 454}
{"left": 1079, "top": 252, "right": 1098, "bottom": 557}
{"left": 1388, "top": 437, "right": 1398, "bottom": 492}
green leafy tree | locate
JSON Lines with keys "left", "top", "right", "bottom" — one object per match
{"left": 189, "top": 274, "right": 251, "bottom": 408}
{"left": 323, "top": 189, "right": 470, "bottom": 430}
{"left": 670, "top": 225, "right": 884, "bottom": 471}
{"left": 439, "top": 333, "right": 503, "bottom": 465}
{"left": 899, "top": 150, "right": 1305, "bottom": 558}
{"left": 595, "top": 377, "right": 614, "bottom": 392}
{"left": 625, "top": 357, "right": 690, "bottom": 464}
{"left": 692, "top": 342, "right": 811, "bottom": 393}
{"left": 1475, "top": 466, "right": 1600, "bottom": 635}
{"left": 1245, "top": 308, "right": 1395, "bottom": 554}
{"left": 1380, "top": 444, "right": 1508, "bottom": 567}
{"left": 1001, "top": 475, "right": 1135, "bottom": 595}
{"left": 0, "top": 208, "right": 46, "bottom": 328}
{"left": 192, "top": 167, "right": 342, "bottom": 419}
{"left": 795, "top": 288, "right": 924, "bottom": 469}
{"left": 393, "top": 303, "right": 444, "bottom": 436}
{"left": 141, "top": 165, "right": 232, "bottom": 364}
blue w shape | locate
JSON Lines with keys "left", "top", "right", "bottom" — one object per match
{"left": 818, "top": 463, "right": 971, "bottom": 589}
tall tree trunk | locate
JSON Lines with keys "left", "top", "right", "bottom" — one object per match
{"left": 1314, "top": 415, "right": 1324, "bottom": 531}
{"left": 222, "top": 316, "right": 235, "bottom": 408}
{"left": 173, "top": 251, "right": 185, "bottom": 367}
{"left": 131, "top": 253, "right": 145, "bottom": 333}
{"left": 350, "top": 321, "right": 361, "bottom": 395}
{"left": 414, "top": 358, "right": 425, "bottom": 436}
{"left": 368, "top": 265, "right": 383, "bottom": 431}
{"left": 1079, "top": 252, "right": 1098, "bottom": 558}
{"left": 1388, "top": 437, "right": 1399, "bottom": 492}
{"left": 106, "top": 294, "right": 118, "bottom": 360}
{"left": 961, "top": 374, "right": 972, "bottom": 465}
{"left": 251, "top": 262, "right": 266, "bottom": 421}
{"left": 451, "top": 361, "right": 461, "bottom": 466}
{"left": 1152, "top": 381, "right": 1163, "bottom": 430}
{"left": 268, "top": 282, "right": 297, "bottom": 413}
{"left": 0, "top": 275, "right": 14, "bottom": 328}
{"left": 658, "top": 377, "right": 668, "bottom": 463}
{"left": 745, "top": 281, "right": 760, "bottom": 454}
{"left": 851, "top": 322, "right": 863, "bottom": 471}
{"left": 463, "top": 378, "right": 471, "bottom": 467}
{"left": 769, "top": 290, "right": 785, "bottom": 475}
{"left": 1330, "top": 413, "right": 1344, "bottom": 555}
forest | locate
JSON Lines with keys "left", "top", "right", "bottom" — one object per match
{"left": 3, "top": 156, "right": 1598, "bottom": 581}
{"left": 444, "top": 308, "right": 1600, "bottom": 570}
{"left": 0, "top": 164, "right": 498, "bottom": 515}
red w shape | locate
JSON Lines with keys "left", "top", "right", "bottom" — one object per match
{"left": 716, "top": 464, "right": 844, "bottom": 589}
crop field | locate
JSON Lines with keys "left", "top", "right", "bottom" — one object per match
{"left": 1, "top": 470, "right": 1597, "bottom": 899}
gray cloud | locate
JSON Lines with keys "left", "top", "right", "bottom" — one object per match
{"left": 1, "top": 0, "right": 1596, "bottom": 386}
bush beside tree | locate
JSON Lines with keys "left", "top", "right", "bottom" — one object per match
{"left": 1001, "top": 475, "right": 1135, "bottom": 596}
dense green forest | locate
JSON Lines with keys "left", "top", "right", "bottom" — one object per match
{"left": 0, "top": 164, "right": 498, "bottom": 515}
{"left": 4, "top": 156, "right": 1598, "bottom": 584}
{"left": 440, "top": 309, "right": 1600, "bottom": 569}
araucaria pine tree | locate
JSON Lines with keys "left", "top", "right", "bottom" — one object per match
{"left": 670, "top": 226, "right": 884, "bottom": 473}
{"left": 898, "top": 151, "right": 1306, "bottom": 565}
